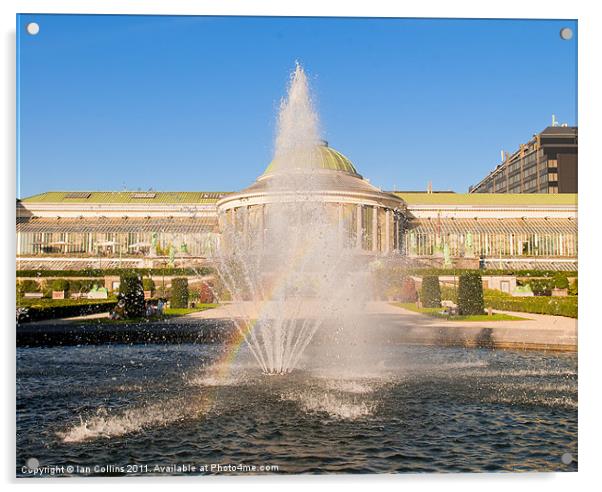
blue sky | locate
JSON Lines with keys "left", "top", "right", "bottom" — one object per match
{"left": 17, "top": 15, "right": 577, "bottom": 197}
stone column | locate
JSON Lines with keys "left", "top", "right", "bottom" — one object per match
{"left": 356, "top": 204, "right": 362, "bottom": 250}
{"left": 372, "top": 207, "right": 378, "bottom": 252}
{"left": 259, "top": 205, "right": 265, "bottom": 250}
{"left": 385, "top": 209, "right": 390, "bottom": 254}
{"left": 243, "top": 206, "right": 249, "bottom": 249}
{"left": 337, "top": 204, "right": 344, "bottom": 249}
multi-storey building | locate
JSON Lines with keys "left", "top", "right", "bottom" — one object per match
{"left": 470, "top": 125, "right": 577, "bottom": 194}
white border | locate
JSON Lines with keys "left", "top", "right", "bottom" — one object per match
{"left": 2, "top": 1, "right": 601, "bottom": 491}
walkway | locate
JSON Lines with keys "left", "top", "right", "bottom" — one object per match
{"left": 17, "top": 301, "right": 577, "bottom": 351}
{"left": 181, "top": 301, "right": 577, "bottom": 351}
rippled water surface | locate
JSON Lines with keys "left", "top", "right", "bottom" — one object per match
{"left": 17, "top": 342, "right": 577, "bottom": 475}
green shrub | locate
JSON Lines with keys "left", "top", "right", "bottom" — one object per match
{"left": 68, "top": 279, "right": 81, "bottom": 293}
{"left": 68, "top": 279, "right": 98, "bottom": 294}
{"left": 569, "top": 278, "right": 578, "bottom": 296}
{"left": 484, "top": 291, "right": 577, "bottom": 318}
{"left": 51, "top": 279, "right": 70, "bottom": 292}
{"left": 553, "top": 273, "right": 569, "bottom": 290}
{"left": 170, "top": 277, "right": 189, "bottom": 308}
{"left": 17, "top": 279, "right": 40, "bottom": 295}
{"left": 457, "top": 272, "right": 484, "bottom": 315}
{"left": 528, "top": 278, "right": 554, "bottom": 296}
{"left": 119, "top": 271, "right": 145, "bottom": 318}
{"left": 421, "top": 276, "right": 441, "bottom": 308}
{"left": 142, "top": 278, "right": 156, "bottom": 293}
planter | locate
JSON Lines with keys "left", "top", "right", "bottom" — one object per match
{"left": 52, "top": 290, "right": 66, "bottom": 300}
{"left": 552, "top": 288, "right": 569, "bottom": 297}
{"left": 23, "top": 292, "right": 43, "bottom": 299}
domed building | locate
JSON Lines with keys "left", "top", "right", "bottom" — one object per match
{"left": 216, "top": 142, "right": 407, "bottom": 254}
{"left": 16, "top": 136, "right": 578, "bottom": 274}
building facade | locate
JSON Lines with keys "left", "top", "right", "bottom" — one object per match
{"left": 16, "top": 143, "right": 578, "bottom": 272}
{"left": 469, "top": 126, "right": 578, "bottom": 194}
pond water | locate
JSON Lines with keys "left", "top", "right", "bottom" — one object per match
{"left": 17, "top": 339, "right": 577, "bottom": 476}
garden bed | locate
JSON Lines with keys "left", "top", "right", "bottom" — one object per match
{"left": 394, "top": 302, "right": 526, "bottom": 321}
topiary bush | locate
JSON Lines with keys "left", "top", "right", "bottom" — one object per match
{"left": 51, "top": 279, "right": 70, "bottom": 292}
{"left": 457, "top": 272, "right": 484, "bottom": 315}
{"left": 170, "top": 277, "right": 189, "bottom": 308}
{"left": 399, "top": 277, "right": 418, "bottom": 302}
{"left": 119, "top": 271, "right": 145, "bottom": 318}
{"left": 421, "top": 275, "right": 441, "bottom": 308}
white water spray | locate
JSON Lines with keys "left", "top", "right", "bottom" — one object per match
{"left": 216, "top": 63, "right": 370, "bottom": 375}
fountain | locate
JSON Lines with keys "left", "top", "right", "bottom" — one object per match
{"left": 215, "top": 63, "right": 371, "bottom": 375}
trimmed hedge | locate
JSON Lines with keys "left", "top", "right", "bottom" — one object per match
{"left": 408, "top": 268, "right": 577, "bottom": 278}
{"left": 17, "top": 299, "right": 117, "bottom": 323}
{"left": 119, "top": 272, "right": 145, "bottom": 318}
{"left": 457, "top": 272, "right": 484, "bottom": 315}
{"left": 171, "top": 277, "right": 189, "bottom": 308}
{"left": 421, "top": 276, "right": 441, "bottom": 308}
{"left": 484, "top": 291, "right": 577, "bottom": 318}
{"left": 16, "top": 267, "right": 214, "bottom": 278}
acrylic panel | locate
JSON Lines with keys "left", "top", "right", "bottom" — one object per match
{"left": 16, "top": 14, "right": 578, "bottom": 477}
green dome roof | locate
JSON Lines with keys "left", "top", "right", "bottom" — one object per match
{"left": 262, "top": 143, "right": 360, "bottom": 178}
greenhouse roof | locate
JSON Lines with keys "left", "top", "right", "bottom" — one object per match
{"left": 392, "top": 192, "right": 577, "bottom": 207}
{"left": 20, "top": 191, "right": 231, "bottom": 204}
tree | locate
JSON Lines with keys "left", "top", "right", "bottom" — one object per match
{"left": 119, "top": 271, "right": 145, "bottom": 318}
{"left": 17, "top": 279, "right": 40, "bottom": 296}
{"left": 51, "top": 279, "right": 70, "bottom": 292}
{"left": 142, "top": 277, "right": 156, "bottom": 295}
{"left": 170, "top": 277, "right": 189, "bottom": 308}
{"left": 399, "top": 277, "right": 418, "bottom": 302}
{"left": 421, "top": 276, "right": 441, "bottom": 308}
{"left": 457, "top": 272, "right": 484, "bottom": 315}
